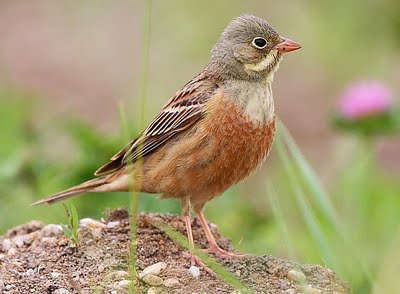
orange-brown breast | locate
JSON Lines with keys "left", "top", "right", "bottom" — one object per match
{"left": 139, "top": 90, "right": 275, "bottom": 210}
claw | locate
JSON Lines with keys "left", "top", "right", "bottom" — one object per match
{"left": 182, "top": 251, "right": 216, "bottom": 277}
{"left": 203, "top": 245, "right": 248, "bottom": 259}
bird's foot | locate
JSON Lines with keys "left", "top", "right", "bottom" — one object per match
{"left": 202, "top": 245, "right": 248, "bottom": 259}
{"left": 182, "top": 251, "right": 215, "bottom": 277}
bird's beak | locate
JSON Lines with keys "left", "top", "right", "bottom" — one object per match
{"left": 274, "top": 37, "right": 301, "bottom": 52}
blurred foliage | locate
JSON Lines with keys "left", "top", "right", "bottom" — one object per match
{"left": 332, "top": 109, "right": 400, "bottom": 136}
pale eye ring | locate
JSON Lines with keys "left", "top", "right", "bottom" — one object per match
{"left": 251, "top": 37, "right": 267, "bottom": 49}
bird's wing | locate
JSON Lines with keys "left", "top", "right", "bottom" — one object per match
{"left": 94, "top": 74, "right": 218, "bottom": 176}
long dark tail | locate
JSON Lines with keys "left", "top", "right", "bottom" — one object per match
{"left": 32, "top": 176, "right": 111, "bottom": 205}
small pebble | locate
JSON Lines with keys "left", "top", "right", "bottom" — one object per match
{"left": 108, "top": 270, "right": 129, "bottom": 280}
{"left": 188, "top": 265, "right": 200, "bottom": 278}
{"left": 139, "top": 262, "right": 167, "bottom": 279}
{"left": 106, "top": 221, "right": 120, "bottom": 229}
{"left": 163, "top": 278, "right": 180, "bottom": 288}
{"left": 54, "top": 289, "right": 71, "bottom": 294}
{"left": 114, "top": 279, "right": 133, "bottom": 289}
{"left": 2, "top": 239, "right": 12, "bottom": 251}
{"left": 50, "top": 272, "right": 61, "bottom": 278}
{"left": 79, "top": 218, "right": 106, "bottom": 229}
{"left": 5, "top": 284, "right": 13, "bottom": 290}
{"left": 42, "top": 237, "right": 57, "bottom": 244}
{"left": 287, "top": 269, "right": 306, "bottom": 283}
{"left": 305, "top": 285, "right": 322, "bottom": 294}
{"left": 7, "top": 247, "right": 17, "bottom": 256}
{"left": 26, "top": 268, "right": 35, "bottom": 278}
{"left": 12, "top": 235, "right": 25, "bottom": 247}
{"left": 142, "top": 274, "right": 163, "bottom": 286}
{"left": 147, "top": 287, "right": 159, "bottom": 294}
{"left": 42, "top": 224, "right": 63, "bottom": 237}
{"left": 98, "top": 265, "right": 105, "bottom": 273}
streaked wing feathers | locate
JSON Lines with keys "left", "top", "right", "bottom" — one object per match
{"left": 94, "top": 74, "right": 217, "bottom": 176}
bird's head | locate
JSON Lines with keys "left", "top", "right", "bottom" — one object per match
{"left": 209, "top": 14, "right": 301, "bottom": 81}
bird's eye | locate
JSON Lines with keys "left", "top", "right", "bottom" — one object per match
{"left": 252, "top": 37, "right": 267, "bottom": 49}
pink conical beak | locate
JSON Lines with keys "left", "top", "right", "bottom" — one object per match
{"left": 274, "top": 37, "right": 301, "bottom": 52}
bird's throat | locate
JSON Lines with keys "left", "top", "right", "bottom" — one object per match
{"left": 224, "top": 78, "right": 275, "bottom": 124}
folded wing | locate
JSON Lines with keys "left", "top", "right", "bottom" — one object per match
{"left": 94, "top": 74, "right": 218, "bottom": 175}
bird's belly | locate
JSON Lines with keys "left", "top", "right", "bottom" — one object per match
{"left": 142, "top": 98, "right": 275, "bottom": 207}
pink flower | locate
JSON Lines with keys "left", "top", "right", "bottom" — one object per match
{"left": 338, "top": 81, "right": 393, "bottom": 120}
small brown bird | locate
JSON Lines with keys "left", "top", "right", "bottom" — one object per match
{"left": 34, "top": 15, "right": 300, "bottom": 262}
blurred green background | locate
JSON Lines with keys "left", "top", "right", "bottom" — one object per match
{"left": 1, "top": 1, "right": 399, "bottom": 293}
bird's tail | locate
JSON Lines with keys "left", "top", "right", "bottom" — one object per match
{"left": 32, "top": 174, "right": 123, "bottom": 206}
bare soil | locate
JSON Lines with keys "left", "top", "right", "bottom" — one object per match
{"left": 0, "top": 209, "right": 349, "bottom": 294}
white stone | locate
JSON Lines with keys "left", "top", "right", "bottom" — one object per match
{"left": 2, "top": 239, "right": 12, "bottom": 251}
{"left": 147, "top": 287, "right": 158, "bottom": 294}
{"left": 5, "top": 284, "right": 13, "bottom": 290}
{"left": 139, "top": 262, "right": 167, "bottom": 279}
{"left": 114, "top": 279, "right": 132, "bottom": 289}
{"left": 305, "top": 285, "right": 322, "bottom": 294}
{"left": 163, "top": 278, "right": 180, "bottom": 288}
{"left": 26, "top": 268, "right": 35, "bottom": 277}
{"left": 188, "top": 265, "right": 200, "bottom": 278}
{"left": 79, "top": 218, "right": 106, "bottom": 229}
{"left": 107, "top": 221, "right": 120, "bottom": 229}
{"left": 108, "top": 270, "right": 129, "bottom": 280}
{"left": 50, "top": 272, "right": 61, "bottom": 278}
{"left": 12, "top": 235, "right": 25, "bottom": 247}
{"left": 287, "top": 269, "right": 306, "bottom": 283}
{"left": 54, "top": 288, "right": 70, "bottom": 294}
{"left": 7, "top": 247, "right": 17, "bottom": 256}
{"left": 142, "top": 274, "right": 163, "bottom": 286}
{"left": 42, "top": 224, "right": 63, "bottom": 237}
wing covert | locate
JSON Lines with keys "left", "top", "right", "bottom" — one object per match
{"left": 94, "top": 75, "right": 218, "bottom": 176}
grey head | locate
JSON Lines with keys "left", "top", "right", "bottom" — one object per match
{"left": 207, "top": 14, "right": 301, "bottom": 82}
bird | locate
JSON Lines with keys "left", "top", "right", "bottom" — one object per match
{"left": 33, "top": 14, "right": 300, "bottom": 264}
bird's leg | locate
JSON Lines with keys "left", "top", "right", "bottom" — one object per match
{"left": 181, "top": 198, "right": 215, "bottom": 275}
{"left": 195, "top": 209, "right": 246, "bottom": 259}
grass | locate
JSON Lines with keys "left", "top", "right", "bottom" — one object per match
{"left": 61, "top": 203, "right": 80, "bottom": 248}
{"left": 126, "top": 0, "right": 153, "bottom": 291}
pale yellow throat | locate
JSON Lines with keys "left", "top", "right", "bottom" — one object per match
{"left": 244, "top": 49, "right": 279, "bottom": 72}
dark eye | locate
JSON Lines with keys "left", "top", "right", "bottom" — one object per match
{"left": 252, "top": 37, "right": 267, "bottom": 49}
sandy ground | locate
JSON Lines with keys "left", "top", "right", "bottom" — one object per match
{"left": 0, "top": 209, "right": 349, "bottom": 294}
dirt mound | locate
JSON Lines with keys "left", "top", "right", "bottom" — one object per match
{"left": 0, "top": 209, "right": 349, "bottom": 293}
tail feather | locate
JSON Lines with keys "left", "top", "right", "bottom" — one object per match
{"left": 32, "top": 177, "right": 108, "bottom": 206}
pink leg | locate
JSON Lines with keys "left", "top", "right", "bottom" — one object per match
{"left": 181, "top": 199, "right": 214, "bottom": 274}
{"left": 183, "top": 215, "right": 196, "bottom": 264}
{"left": 195, "top": 210, "right": 246, "bottom": 259}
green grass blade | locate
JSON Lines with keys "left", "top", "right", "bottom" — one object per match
{"left": 278, "top": 121, "right": 339, "bottom": 227}
{"left": 71, "top": 204, "right": 79, "bottom": 235}
{"left": 266, "top": 182, "right": 297, "bottom": 260}
{"left": 127, "top": 1, "right": 152, "bottom": 293}
{"left": 275, "top": 132, "right": 339, "bottom": 271}
{"left": 278, "top": 120, "right": 373, "bottom": 283}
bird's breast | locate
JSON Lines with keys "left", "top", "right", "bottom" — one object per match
{"left": 141, "top": 90, "right": 275, "bottom": 206}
